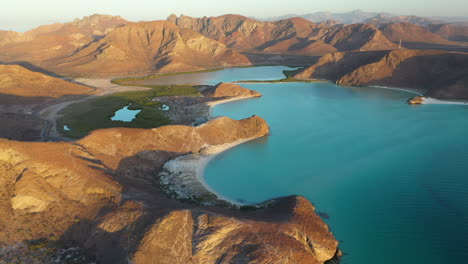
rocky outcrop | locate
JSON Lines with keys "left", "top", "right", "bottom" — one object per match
{"left": 295, "top": 49, "right": 468, "bottom": 100}
{"left": 408, "top": 96, "right": 425, "bottom": 104}
{"left": 202, "top": 82, "right": 262, "bottom": 98}
{"left": 133, "top": 196, "right": 338, "bottom": 264}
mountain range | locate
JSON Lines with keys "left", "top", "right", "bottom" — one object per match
{"left": 259, "top": 9, "right": 468, "bottom": 25}
{"left": 0, "top": 13, "right": 467, "bottom": 94}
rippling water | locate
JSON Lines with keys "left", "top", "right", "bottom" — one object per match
{"left": 201, "top": 80, "right": 468, "bottom": 263}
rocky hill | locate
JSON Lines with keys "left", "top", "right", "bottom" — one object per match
{"left": 0, "top": 64, "right": 93, "bottom": 99}
{"left": 378, "top": 22, "right": 455, "bottom": 44}
{"left": 0, "top": 14, "right": 129, "bottom": 64}
{"left": 294, "top": 50, "right": 389, "bottom": 81}
{"left": 167, "top": 14, "right": 399, "bottom": 55}
{"left": 0, "top": 116, "right": 339, "bottom": 263}
{"left": 202, "top": 82, "right": 262, "bottom": 98}
{"left": 427, "top": 23, "right": 468, "bottom": 42}
{"left": 49, "top": 21, "right": 250, "bottom": 75}
{"left": 295, "top": 49, "right": 468, "bottom": 100}
{"left": 364, "top": 14, "right": 443, "bottom": 27}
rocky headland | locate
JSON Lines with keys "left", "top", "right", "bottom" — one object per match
{"left": 0, "top": 115, "right": 340, "bottom": 263}
{"left": 294, "top": 49, "right": 468, "bottom": 100}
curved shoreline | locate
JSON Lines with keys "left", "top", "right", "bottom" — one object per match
{"left": 368, "top": 85, "right": 425, "bottom": 96}
{"left": 158, "top": 95, "right": 265, "bottom": 206}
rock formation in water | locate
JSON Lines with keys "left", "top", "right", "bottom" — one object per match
{"left": 202, "top": 82, "right": 262, "bottom": 98}
{"left": 295, "top": 49, "right": 468, "bottom": 100}
{"left": 0, "top": 116, "right": 340, "bottom": 263}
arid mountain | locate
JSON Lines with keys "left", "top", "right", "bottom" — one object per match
{"left": 378, "top": 22, "right": 456, "bottom": 44}
{"left": 294, "top": 50, "right": 389, "bottom": 81}
{"left": 295, "top": 49, "right": 468, "bottom": 100}
{"left": 168, "top": 14, "right": 399, "bottom": 55}
{"left": 0, "top": 14, "right": 129, "bottom": 64}
{"left": 0, "top": 30, "right": 30, "bottom": 46}
{"left": 364, "top": 14, "right": 443, "bottom": 27}
{"left": 427, "top": 23, "right": 468, "bottom": 42}
{"left": 0, "top": 64, "right": 93, "bottom": 99}
{"left": 261, "top": 10, "right": 387, "bottom": 24}
{"left": 49, "top": 20, "right": 250, "bottom": 75}
{"left": 0, "top": 116, "right": 339, "bottom": 263}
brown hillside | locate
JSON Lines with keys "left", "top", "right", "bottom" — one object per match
{"left": 168, "top": 14, "right": 398, "bottom": 55}
{"left": 337, "top": 50, "right": 468, "bottom": 99}
{"left": 294, "top": 50, "right": 390, "bottom": 81}
{"left": 49, "top": 21, "right": 250, "bottom": 75}
{"left": 0, "top": 116, "right": 339, "bottom": 263}
{"left": 295, "top": 49, "right": 468, "bottom": 100}
{"left": 0, "top": 64, "right": 93, "bottom": 98}
{"left": 0, "top": 15, "right": 129, "bottom": 64}
{"left": 379, "top": 22, "right": 455, "bottom": 44}
{"left": 427, "top": 23, "right": 468, "bottom": 42}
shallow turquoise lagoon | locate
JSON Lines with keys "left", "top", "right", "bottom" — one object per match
{"left": 131, "top": 65, "right": 298, "bottom": 85}
{"left": 202, "top": 81, "right": 468, "bottom": 263}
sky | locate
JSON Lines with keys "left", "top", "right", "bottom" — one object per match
{"left": 1, "top": 0, "right": 467, "bottom": 31}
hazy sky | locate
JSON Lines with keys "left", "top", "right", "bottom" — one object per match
{"left": 1, "top": 0, "right": 467, "bottom": 31}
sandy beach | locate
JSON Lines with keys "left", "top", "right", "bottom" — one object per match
{"left": 158, "top": 94, "right": 264, "bottom": 206}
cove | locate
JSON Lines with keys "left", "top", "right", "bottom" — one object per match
{"left": 203, "top": 81, "right": 468, "bottom": 263}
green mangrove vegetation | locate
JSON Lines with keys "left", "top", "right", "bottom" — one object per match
{"left": 58, "top": 84, "right": 201, "bottom": 138}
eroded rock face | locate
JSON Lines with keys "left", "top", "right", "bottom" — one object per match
{"left": 0, "top": 116, "right": 339, "bottom": 263}
{"left": 202, "top": 83, "right": 262, "bottom": 98}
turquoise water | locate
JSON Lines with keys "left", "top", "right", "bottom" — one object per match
{"left": 202, "top": 81, "right": 468, "bottom": 263}
{"left": 110, "top": 104, "right": 141, "bottom": 122}
{"left": 131, "top": 66, "right": 298, "bottom": 85}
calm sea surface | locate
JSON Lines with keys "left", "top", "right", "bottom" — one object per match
{"left": 163, "top": 66, "right": 468, "bottom": 264}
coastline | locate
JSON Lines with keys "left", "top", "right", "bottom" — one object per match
{"left": 368, "top": 85, "right": 425, "bottom": 96}
{"left": 159, "top": 95, "right": 264, "bottom": 206}
{"left": 421, "top": 97, "right": 468, "bottom": 105}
